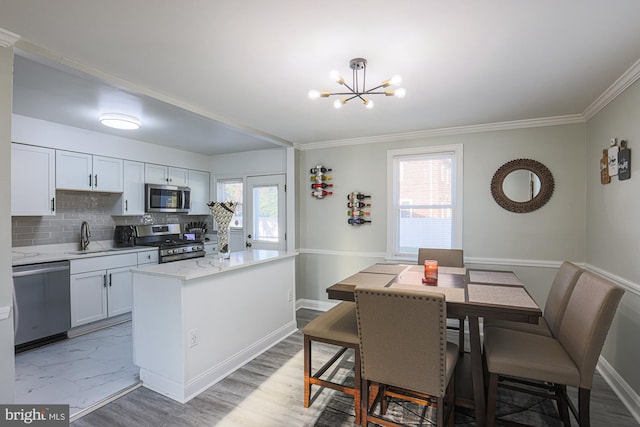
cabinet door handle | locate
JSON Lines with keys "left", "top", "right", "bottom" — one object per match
{"left": 51, "top": 198, "right": 55, "bottom": 212}
{"left": 89, "top": 174, "right": 92, "bottom": 188}
{"left": 94, "top": 174, "right": 98, "bottom": 188}
{"left": 103, "top": 274, "right": 107, "bottom": 288}
{"left": 125, "top": 200, "right": 128, "bottom": 212}
{"left": 109, "top": 273, "right": 112, "bottom": 287}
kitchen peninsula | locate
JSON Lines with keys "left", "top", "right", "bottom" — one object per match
{"left": 131, "top": 250, "right": 298, "bottom": 403}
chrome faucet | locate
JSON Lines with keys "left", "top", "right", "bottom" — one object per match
{"left": 80, "top": 221, "right": 91, "bottom": 251}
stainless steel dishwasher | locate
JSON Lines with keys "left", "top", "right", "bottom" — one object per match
{"left": 13, "top": 260, "right": 71, "bottom": 349}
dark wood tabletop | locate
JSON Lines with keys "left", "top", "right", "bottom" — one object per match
{"left": 326, "top": 264, "right": 541, "bottom": 324}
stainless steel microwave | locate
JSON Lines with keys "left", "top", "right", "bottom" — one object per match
{"left": 145, "top": 184, "right": 191, "bottom": 213}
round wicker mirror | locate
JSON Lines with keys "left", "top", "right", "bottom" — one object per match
{"left": 491, "top": 159, "right": 554, "bottom": 213}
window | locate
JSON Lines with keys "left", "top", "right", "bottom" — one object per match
{"left": 217, "top": 180, "right": 244, "bottom": 228}
{"left": 387, "top": 145, "right": 463, "bottom": 259}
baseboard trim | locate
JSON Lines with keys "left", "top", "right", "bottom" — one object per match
{"left": 296, "top": 298, "right": 338, "bottom": 312}
{"left": 597, "top": 356, "right": 640, "bottom": 424}
{"left": 140, "top": 320, "right": 298, "bottom": 403}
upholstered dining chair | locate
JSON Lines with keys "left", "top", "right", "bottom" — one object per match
{"left": 417, "top": 248, "right": 464, "bottom": 268}
{"left": 303, "top": 301, "right": 362, "bottom": 425}
{"left": 483, "top": 261, "right": 583, "bottom": 337}
{"left": 483, "top": 271, "right": 625, "bottom": 427}
{"left": 417, "top": 248, "right": 466, "bottom": 352}
{"left": 355, "top": 286, "right": 458, "bottom": 427}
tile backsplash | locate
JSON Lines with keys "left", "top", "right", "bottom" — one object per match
{"left": 12, "top": 191, "right": 213, "bottom": 248}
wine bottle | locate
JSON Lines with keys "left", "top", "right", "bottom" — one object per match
{"left": 347, "top": 210, "right": 370, "bottom": 216}
{"left": 310, "top": 175, "right": 332, "bottom": 182}
{"left": 348, "top": 218, "right": 372, "bottom": 225}
{"left": 311, "top": 190, "right": 333, "bottom": 198}
{"left": 347, "top": 202, "right": 371, "bottom": 208}
{"left": 347, "top": 192, "right": 371, "bottom": 200}
{"left": 310, "top": 166, "right": 332, "bottom": 174}
{"left": 311, "top": 183, "right": 333, "bottom": 189}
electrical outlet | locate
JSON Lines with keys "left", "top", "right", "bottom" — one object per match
{"left": 189, "top": 328, "right": 199, "bottom": 347}
{"left": 287, "top": 290, "right": 293, "bottom": 302}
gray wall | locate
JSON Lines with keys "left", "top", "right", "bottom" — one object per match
{"left": 1, "top": 44, "right": 15, "bottom": 402}
{"left": 586, "top": 79, "right": 640, "bottom": 395}
{"left": 297, "top": 124, "right": 586, "bottom": 307}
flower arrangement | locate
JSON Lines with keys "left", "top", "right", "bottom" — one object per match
{"left": 207, "top": 201, "right": 238, "bottom": 257}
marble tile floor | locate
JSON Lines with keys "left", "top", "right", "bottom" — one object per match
{"left": 14, "top": 321, "right": 140, "bottom": 418}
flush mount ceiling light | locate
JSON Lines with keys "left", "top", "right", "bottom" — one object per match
{"left": 99, "top": 113, "right": 141, "bottom": 130}
{"left": 308, "top": 58, "right": 406, "bottom": 110}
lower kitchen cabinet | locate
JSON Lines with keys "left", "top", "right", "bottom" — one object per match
{"left": 70, "top": 270, "right": 108, "bottom": 326}
{"left": 106, "top": 266, "right": 134, "bottom": 317}
{"left": 70, "top": 253, "right": 137, "bottom": 327}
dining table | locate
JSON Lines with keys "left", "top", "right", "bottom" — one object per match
{"left": 325, "top": 263, "right": 542, "bottom": 427}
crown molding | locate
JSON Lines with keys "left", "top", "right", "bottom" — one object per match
{"left": 295, "top": 114, "right": 585, "bottom": 151}
{"left": 583, "top": 57, "right": 640, "bottom": 121}
{"left": 0, "top": 27, "right": 20, "bottom": 47}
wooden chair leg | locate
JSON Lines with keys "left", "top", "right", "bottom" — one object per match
{"left": 579, "top": 387, "right": 591, "bottom": 427}
{"left": 486, "top": 372, "right": 499, "bottom": 427}
{"left": 447, "top": 372, "right": 455, "bottom": 427}
{"left": 554, "top": 384, "right": 571, "bottom": 426}
{"left": 354, "top": 349, "right": 362, "bottom": 425}
{"left": 361, "top": 379, "right": 369, "bottom": 426}
{"left": 303, "top": 336, "right": 311, "bottom": 408}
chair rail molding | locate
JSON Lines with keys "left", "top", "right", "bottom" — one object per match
{"left": 584, "top": 263, "right": 640, "bottom": 298}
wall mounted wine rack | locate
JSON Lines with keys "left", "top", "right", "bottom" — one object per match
{"left": 310, "top": 165, "right": 333, "bottom": 199}
{"left": 347, "top": 192, "right": 372, "bottom": 225}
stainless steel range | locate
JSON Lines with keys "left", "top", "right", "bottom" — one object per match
{"left": 134, "top": 224, "right": 205, "bottom": 263}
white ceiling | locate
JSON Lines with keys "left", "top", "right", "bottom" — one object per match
{"left": 2, "top": 1, "right": 640, "bottom": 155}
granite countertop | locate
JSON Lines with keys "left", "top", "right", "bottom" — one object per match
{"left": 131, "top": 250, "right": 298, "bottom": 281}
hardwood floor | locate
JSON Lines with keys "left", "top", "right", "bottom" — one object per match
{"left": 71, "top": 309, "right": 638, "bottom": 426}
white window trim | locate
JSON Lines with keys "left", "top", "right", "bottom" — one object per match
{"left": 386, "top": 144, "right": 464, "bottom": 262}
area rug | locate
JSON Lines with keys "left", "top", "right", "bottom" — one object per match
{"left": 312, "top": 360, "right": 566, "bottom": 426}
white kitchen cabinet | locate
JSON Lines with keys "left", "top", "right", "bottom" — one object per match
{"left": 145, "top": 163, "right": 188, "bottom": 186}
{"left": 70, "top": 253, "right": 137, "bottom": 327}
{"left": 70, "top": 270, "right": 108, "bottom": 326}
{"left": 203, "top": 242, "right": 218, "bottom": 256}
{"left": 137, "top": 249, "right": 159, "bottom": 265}
{"left": 11, "top": 143, "right": 56, "bottom": 216}
{"left": 187, "top": 169, "right": 211, "bottom": 215}
{"left": 113, "top": 160, "right": 145, "bottom": 215}
{"left": 56, "top": 150, "right": 123, "bottom": 192}
{"left": 106, "top": 266, "right": 134, "bottom": 317}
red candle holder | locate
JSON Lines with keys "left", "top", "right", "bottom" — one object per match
{"left": 422, "top": 260, "right": 438, "bottom": 285}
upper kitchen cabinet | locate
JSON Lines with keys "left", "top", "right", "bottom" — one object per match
{"left": 188, "top": 169, "right": 211, "bottom": 215}
{"left": 56, "top": 150, "right": 123, "bottom": 192}
{"left": 112, "top": 160, "right": 145, "bottom": 216}
{"left": 145, "top": 163, "right": 188, "bottom": 186}
{"left": 11, "top": 143, "right": 56, "bottom": 216}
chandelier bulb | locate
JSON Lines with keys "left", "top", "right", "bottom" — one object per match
{"left": 363, "top": 99, "right": 375, "bottom": 110}
{"left": 390, "top": 74, "right": 402, "bottom": 86}
{"left": 330, "top": 70, "right": 345, "bottom": 85}
{"left": 395, "top": 88, "right": 407, "bottom": 98}
{"left": 333, "top": 99, "right": 345, "bottom": 109}
{"left": 308, "top": 90, "right": 320, "bottom": 100}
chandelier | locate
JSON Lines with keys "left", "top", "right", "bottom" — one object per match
{"left": 308, "top": 58, "right": 406, "bottom": 109}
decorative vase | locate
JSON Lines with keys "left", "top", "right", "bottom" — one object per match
{"left": 217, "top": 227, "right": 231, "bottom": 260}
{"left": 207, "top": 201, "right": 238, "bottom": 260}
